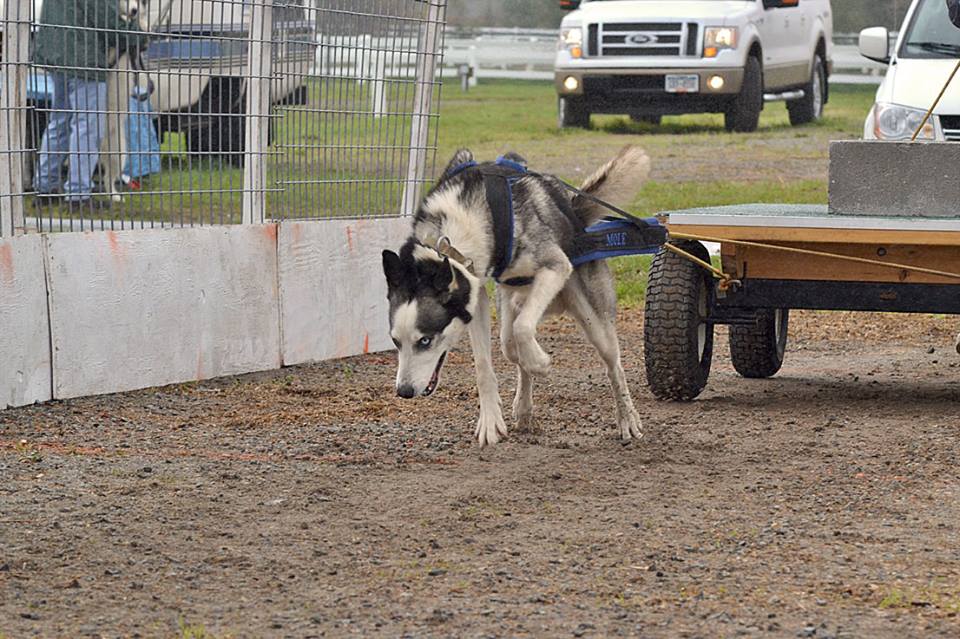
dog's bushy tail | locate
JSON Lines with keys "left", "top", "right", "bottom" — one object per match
{"left": 571, "top": 145, "right": 650, "bottom": 226}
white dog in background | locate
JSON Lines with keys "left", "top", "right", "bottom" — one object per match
{"left": 101, "top": 0, "right": 169, "bottom": 201}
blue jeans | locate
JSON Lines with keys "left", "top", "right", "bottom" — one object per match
{"left": 35, "top": 73, "right": 107, "bottom": 201}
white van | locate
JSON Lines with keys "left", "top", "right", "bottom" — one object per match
{"left": 860, "top": 0, "right": 960, "bottom": 141}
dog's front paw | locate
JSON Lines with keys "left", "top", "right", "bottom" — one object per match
{"left": 619, "top": 408, "right": 643, "bottom": 444}
{"left": 475, "top": 405, "right": 508, "bottom": 448}
{"left": 512, "top": 397, "right": 537, "bottom": 433}
{"left": 517, "top": 342, "right": 551, "bottom": 376}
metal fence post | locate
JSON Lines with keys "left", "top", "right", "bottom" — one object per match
{"left": 243, "top": 0, "right": 274, "bottom": 225}
{"left": 0, "top": 0, "right": 30, "bottom": 237}
{"left": 401, "top": 0, "right": 444, "bottom": 216}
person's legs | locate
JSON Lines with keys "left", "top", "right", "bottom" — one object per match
{"left": 34, "top": 72, "right": 72, "bottom": 195}
{"left": 64, "top": 76, "right": 107, "bottom": 202}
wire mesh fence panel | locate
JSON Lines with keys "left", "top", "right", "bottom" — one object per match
{"left": 269, "top": 0, "right": 445, "bottom": 220}
{"left": 0, "top": 0, "right": 445, "bottom": 234}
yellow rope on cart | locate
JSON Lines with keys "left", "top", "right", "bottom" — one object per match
{"left": 912, "top": 57, "right": 960, "bottom": 141}
{"left": 667, "top": 232, "right": 960, "bottom": 282}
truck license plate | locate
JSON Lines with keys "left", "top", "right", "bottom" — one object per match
{"left": 665, "top": 74, "right": 699, "bottom": 93}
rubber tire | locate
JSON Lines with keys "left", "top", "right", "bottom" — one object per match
{"left": 558, "top": 96, "right": 591, "bottom": 128}
{"left": 787, "top": 54, "right": 826, "bottom": 126}
{"left": 729, "top": 309, "right": 789, "bottom": 379}
{"left": 725, "top": 56, "right": 763, "bottom": 133}
{"left": 630, "top": 114, "right": 662, "bottom": 125}
{"left": 644, "top": 241, "right": 715, "bottom": 401}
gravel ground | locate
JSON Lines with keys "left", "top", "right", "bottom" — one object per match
{"left": 2, "top": 308, "right": 960, "bottom": 638}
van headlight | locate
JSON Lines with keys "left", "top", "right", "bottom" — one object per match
{"left": 560, "top": 27, "right": 583, "bottom": 58}
{"left": 874, "top": 103, "right": 937, "bottom": 140}
{"left": 704, "top": 27, "right": 738, "bottom": 58}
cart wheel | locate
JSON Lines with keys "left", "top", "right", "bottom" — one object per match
{"left": 729, "top": 309, "right": 789, "bottom": 378}
{"left": 644, "top": 241, "right": 715, "bottom": 401}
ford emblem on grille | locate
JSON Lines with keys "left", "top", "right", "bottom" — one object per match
{"left": 627, "top": 33, "right": 654, "bottom": 45}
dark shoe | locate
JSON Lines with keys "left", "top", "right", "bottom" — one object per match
{"left": 65, "top": 198, "right": 111, "bottom": 213}
{"left": 32, "top": 193, "right": 61, "bottom": 208}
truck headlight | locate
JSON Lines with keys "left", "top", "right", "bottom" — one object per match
{"left": 704, "top": 27, "right": 738, "bottom": 58}
{"left": 560, "top": 27, "right": 583, "bottom": 58}
{"left": 874, "top": 103, "right": 936, "bottom": 140}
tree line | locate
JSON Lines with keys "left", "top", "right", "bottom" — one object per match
{"left": 446, "top": 0, "right": 912, "bottom": 33}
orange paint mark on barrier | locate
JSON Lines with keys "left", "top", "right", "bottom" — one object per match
{"left": 263, "top": 223, "right": 278, "bottom": 242}
{"left": 0, "top": 243, "right": 13, "bottom": 286}
{"left": 106, "top": 231, "right": 127, "bottom": 263}
{"left": 346, "top": 226, "right": 354, "bottom": 253}
{"left": 363, "top": 333, "right": 370, "bottom": 354}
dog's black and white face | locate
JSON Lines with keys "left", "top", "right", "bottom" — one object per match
{"left": 382, "top": 244, "right": 478, "bottom": 398}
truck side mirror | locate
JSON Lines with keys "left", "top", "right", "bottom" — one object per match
{"left": 560, "top": 0, "right": 581, "bottom": 10}
{"left": 859, "top": 26, "right": 891, "bottom": 64}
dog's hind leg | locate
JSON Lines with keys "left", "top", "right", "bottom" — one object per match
{"left": 471, "top": 286, "right": 508, "bottom": 447}
{"left": 562, "top": 263, "right": 643, "bottom": 443}
{"left": 498, "top": 288, "right": 535, "bottom": 432}
{"left": 512, "top": 256, "right": 572, "bottom": 376}
{"left": 102, "top": 59, "right": 127, "bottom": 202}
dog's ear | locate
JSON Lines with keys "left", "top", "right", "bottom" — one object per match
{"left": 441, "top": 148, "right": 474, "bottom": 179}
{"left": 500, "top": 151, "right": 527, "bottom": 167}
{"left": 433, "top": 257, "right": 462, "bottom": 305}
{"left": 382, "top": 250, "right": 404, "bottom": 291}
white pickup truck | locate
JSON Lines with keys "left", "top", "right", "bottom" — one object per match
{"left": 554, "top": 0, "right": 834, "bottom": 132}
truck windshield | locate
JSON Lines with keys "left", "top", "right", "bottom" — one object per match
{"left": 900, "top": 0, "right": 960, "bottom": 58}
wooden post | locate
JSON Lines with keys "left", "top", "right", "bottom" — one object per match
{"left": 400, "top": 1, "right": 444, "bottom": 216}
{"left": 0, "top": 0, "right": 30, "bottom": 237}
{"left": 242, "top": 0, "right": 273, "bottom": 225}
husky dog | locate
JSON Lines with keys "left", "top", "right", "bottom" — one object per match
{"left": 382, "top": 146, "right": 650, "bottom": 447}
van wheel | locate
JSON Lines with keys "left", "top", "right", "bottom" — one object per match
{"left": 725, "top": 56, "right": 762, "bottom": 133}
{"left": 788, "top": 54, "right": 826, "bottom": 125}
{"left": 559, "top": 97, "right": 590, "bottom": 128}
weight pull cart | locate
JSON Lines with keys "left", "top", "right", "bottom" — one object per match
{"left": 643, "top": 203, "right": 960, "bottom": 401}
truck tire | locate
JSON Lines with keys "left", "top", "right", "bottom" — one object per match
{"left": 729, "top": 308, "right": 789, "bottom": 378}
{"left": 558, "top": 96, "right": 591, "bottom": 128}
{"left": 787, "top": 54, "right": 826, "bottom": 126}
{"left": 644, "top": 241, "right": 715, "bottom": 401}
{"left": 724, "top": 55, "right": 762, "bottom": 133}
{"left": 630, "top": 114, "right": 662, "bottom": 125}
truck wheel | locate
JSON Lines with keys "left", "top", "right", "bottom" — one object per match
{"left": 630, "top": 114, "right": 662, "bottom": 125}
{"left": 787, "top": 54, "right": 825, "bottom": 126}
{"left": 644, "top": 241, "right": 715, "bottom": 401}
{"left": 558, "top": 97, "right": 591, "bottom": 128}
{"left": 729, "top": 309, "right": 789, "bottom": 378}
{"left": 724, "top": 56, "right": 762, "bottom": 133}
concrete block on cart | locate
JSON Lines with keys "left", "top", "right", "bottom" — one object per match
{"left": 279, "top": 217, "right": 408, "bottom": 365}
{"left": 829, "top": 141, "right": 960, "bottom": 218}
{"left": 0, "top": 235, "right": 52, "bottom": 408}
{"left": 46, "top": 225, "right": 281, "bottom": 400}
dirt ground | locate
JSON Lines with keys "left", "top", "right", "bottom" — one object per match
{"left": 2, "top": 307, "right": 960, "bottom": 638}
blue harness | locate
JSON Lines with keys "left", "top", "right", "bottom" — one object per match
{"left": 446, "top": 156, "right": 667, "bottom": 285}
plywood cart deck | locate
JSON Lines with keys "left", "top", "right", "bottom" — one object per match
{"left": 643, "top": 204, "right": 960, "bottom": 401}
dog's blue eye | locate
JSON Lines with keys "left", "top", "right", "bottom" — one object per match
{"left": 419, "top": 336, "right": 432, "bottom": 347}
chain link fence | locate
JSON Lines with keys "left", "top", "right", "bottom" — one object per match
{"left": 0, "top": 0, "right": 445, "bottom": 235}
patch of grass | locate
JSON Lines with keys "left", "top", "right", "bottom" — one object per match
{"left": 178, "top": 620, "right": 226, "bottom": 639}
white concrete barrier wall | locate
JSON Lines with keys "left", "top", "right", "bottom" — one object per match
{"left": 280, "top": 217, "right": 408, "bottom": 366}
{"left": 1, "top": 218, "right": 405, "bottom": 409}
{"left": 46, "top": 225, "right": 283, "bottom": 400}
{"left": 0, "top": 235, "right": 52, "bottom": 409}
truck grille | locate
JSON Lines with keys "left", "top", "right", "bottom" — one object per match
{"left": 589, "top": 22, "right": 699, "bottom": 57}
{"left": 939, "top": 115, "right": 960, "bottom": 141}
